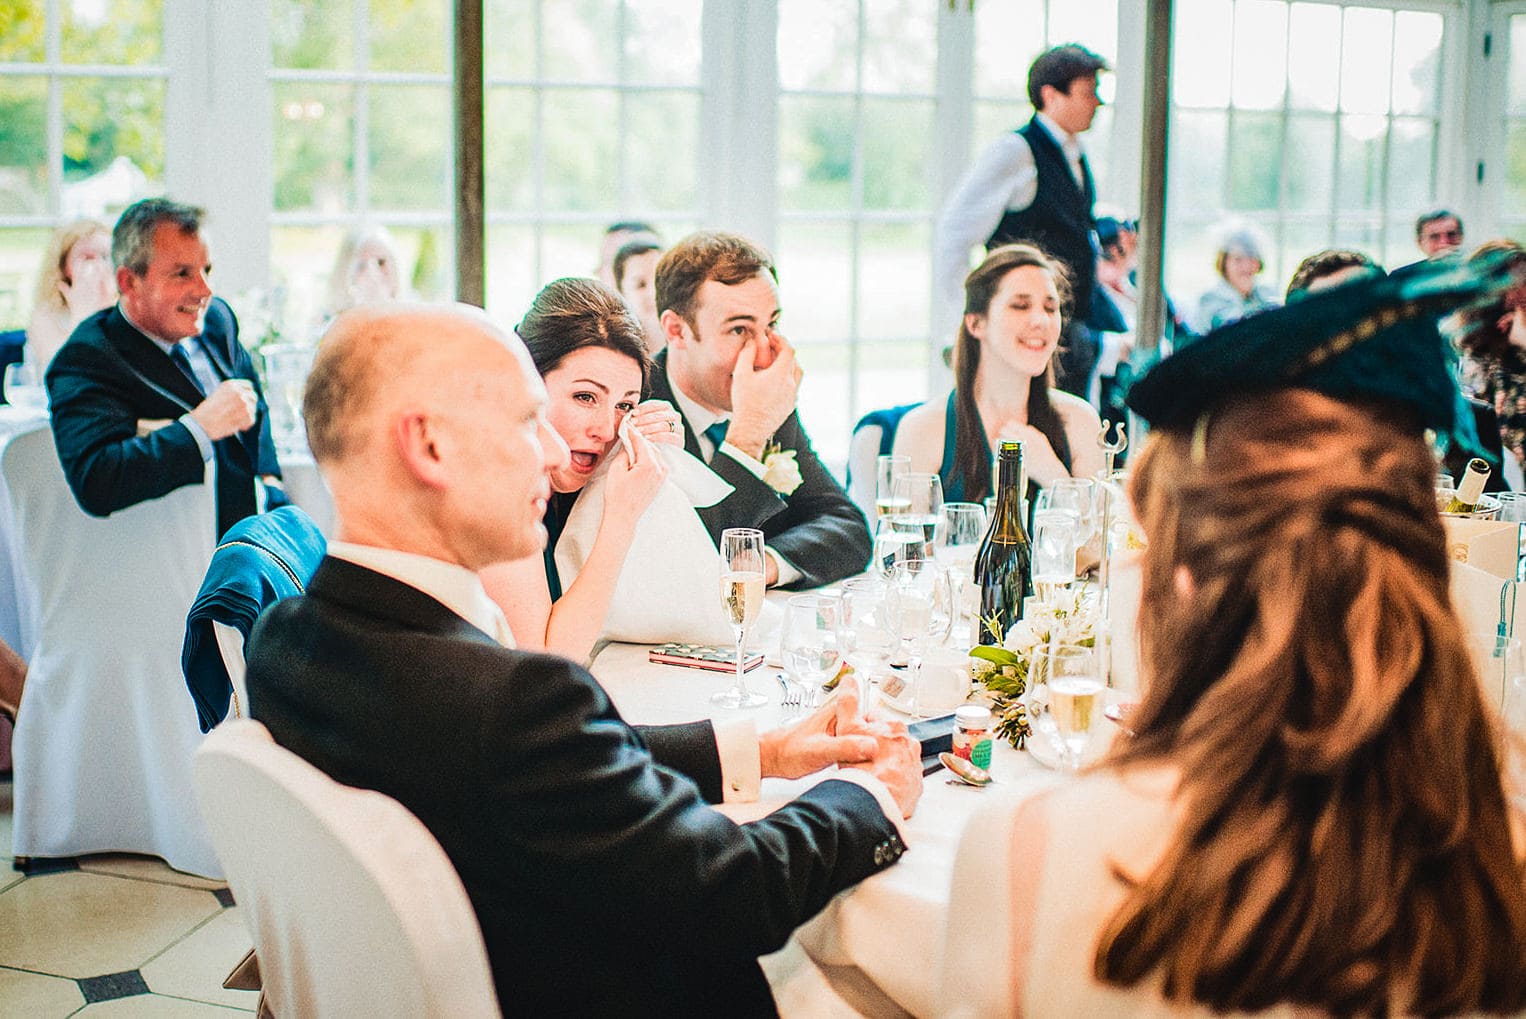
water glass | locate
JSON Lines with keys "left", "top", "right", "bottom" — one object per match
{"left": 260, "top": 343, "right": 316, "bottom": 456}
{"left": 3, "top": 363, "right": 46, "bottom": 412}
{"left": 872, "top": 515, "right": 932, "bottom": 577}
{"left": 890, "top": 473, "right": 946, "bottom": 552}
{"left": 841, "top": 577, "right": 897, "bottom": 681}
{"left": 714, "top": 528, "right": 768, "bottom": 709}
{"left": 940, "top": 502, "right": 988, "bottom": 642}
{"left": 875, "top": 454, "right": 911, "bottom": 520}
{"left": 1497, "top": 492, "right": 1526, "bottom": 524}
{"left": 781, "top": 594, "right": 844, "bottom": 702}
{"left": 1031, "top": 507, "right": 1080, "bottom": 602}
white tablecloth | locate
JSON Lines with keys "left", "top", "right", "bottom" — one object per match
{"left": 590, "top": 627, "right": 1072, "bottom": 1018}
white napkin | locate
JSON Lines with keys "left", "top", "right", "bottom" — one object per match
{"left": 554, "top": 423, "right": 739, "bottom": 645}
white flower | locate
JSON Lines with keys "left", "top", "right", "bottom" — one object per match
{"left": 1003, "top": 618, "right": 1040, "bottom": 653}
{"left": 762, "top": 448, "right": 803, "bottom": 495}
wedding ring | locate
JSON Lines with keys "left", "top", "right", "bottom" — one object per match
{"left": 668, "top": 420, "right": 677, "bottom": 433}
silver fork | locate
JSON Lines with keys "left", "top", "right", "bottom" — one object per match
{"left": 776, "top": 673, "right": 803, "bottom": 714}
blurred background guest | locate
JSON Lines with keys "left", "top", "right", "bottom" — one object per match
{"left": 322, "top": 225, "right": 404, "bottom": 326}
{"left": 596, "top": 219, "right": 660, "bottom": 289}
{"left": 26, "top": 219, "right": 116, "bottom": 374}
{"left": 612, "top": 235, "right": 664, "bottom": 351}
{"left": 893, "top": 243, "right": 1103, "bottom": 503}
{"left": 1192, "top": 221, "right": 1279, "bottom": 333}
{"left": 1456, "top": 239, "right": 1526, "bottom": 485}
{"left": 481, "top": 277, "right": 684, "bottom": 661}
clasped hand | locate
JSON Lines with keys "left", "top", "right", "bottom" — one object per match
{"left": 758, "top": 674, "right": 923, "bottom": 819}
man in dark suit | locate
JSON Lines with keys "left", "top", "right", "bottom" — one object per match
{"left": 47, "top": 197, "right": 284, "bottom": 538}
{"left": 649, "top": 231, "right": 871, "bottom": 589}
{"left": 245, "top": 304, "right": 921, "bottom": 1016}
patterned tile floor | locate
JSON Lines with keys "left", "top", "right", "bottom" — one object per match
{"left": 0, "top": 779, "right": 259, "bottom": 1016}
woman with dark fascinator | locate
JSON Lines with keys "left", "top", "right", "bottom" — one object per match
{"left": 941, "top": 260, "right": 1526, "bottom": 1017}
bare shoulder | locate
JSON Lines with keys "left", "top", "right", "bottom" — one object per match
{"left": 1050, "top": 389, "right": 1102, "bottom": 429}
{"left": 1050, "top": 391, "right": 1105, "bottom": 478}
{"left": 890, "top": 398, "right": 947, "bottom": 474}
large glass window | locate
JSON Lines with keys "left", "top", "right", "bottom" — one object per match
{"left": 483, "top": 0, "right": 703, "bottom": 321}
{"left": 0, "top": 0, "right": 165, "bottom": 330}
{"left": 269, "top": 0, "right": 453, "bottom": 341}
{"left": 1496, "top": 3, "right": 1526, "bottom": 243}
{"left": 1167, "top": 0, "right": 1451, "bottom": 316}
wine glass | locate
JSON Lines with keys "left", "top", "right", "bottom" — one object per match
{"left": 875, "top": 454, "right": 911, "bottom": 520}
{"left": 713, "top": 528, "right": 768, "bottom": 709}
{"left": 841, "top": 577, "right": 897, "bottom": 683}
{"left": 261, "top": 343, "right": 316, "bottom": 456}
{"left": 1030, "top": 644, "right": 1102, "bottom": 771}
{"left": 891, "top": 472, "right": 946, "bottom": 552}
{"left": 3, "top": 363, "right": 47, "bottom": 412}
{"left": 883, "top": 559, "right": 952, "bottom": 719}
{"left": 781, "top": 594, "right": 844, "bottom": 705}
{"left": 1031, "top": 507, "right": 1080, "bottom": 605}
{"left": 1039, "top": 479, "right": 1097, "bottom": 554}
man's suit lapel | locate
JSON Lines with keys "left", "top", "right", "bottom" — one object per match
{"left": 103, "top": 307, "right": 203, "bottom": 413}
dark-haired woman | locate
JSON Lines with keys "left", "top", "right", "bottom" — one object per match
{"left": 893, "top": 244, "right": 1102, "bottom": 502}
{"left": 481, "top": 277, "right": 683, "bottom": 661}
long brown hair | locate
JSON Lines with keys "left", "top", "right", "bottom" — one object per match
{"left": 1102, "top": 389, "right": 1526, "bottom": 1015}
{"left": 952, "top": 244, "right": 1072, "bottom": 501}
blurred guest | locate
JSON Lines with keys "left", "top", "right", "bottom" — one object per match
{"left": 1192, "top": 222, "right": 1280, "bottom": 333}
{"left": 1284, "top": 247, "right": 1383, "bottom": 298}
{"left": 480, "top": 277, "right": 683, "bottom": 662}
{"left": 1391, "top": 210, "right": 1467, "bottom": 281}
{"left": 47, "top": 197, "right": 285, "bottom": 538}
{"left": 651, "top": 231, "right": 871, "bottom": 589}
{"left": 944, "top": 263, "right": 1526, "bottom": 1015}
{"left": 933, "top": 44, "right": 1122, "bottom": 396}
{"left": 1456, "top": 240, "right": 1526, "bottom": 481}
{"left": 323, "top": 225, "right": 404, "bottom": 323}
{"left": 248, "top": 301, "right": 921, "bottom": 1015}
{"left": 26, "top": 219, "right": 116, "bottom": 374}
{"left": 596, "top": 219, "right": 659, "bottom": 289}
{"left": 613, "top": 236, "right": 663, "bottom": 351}
{"left": 0, "top": 635, "right": 23, "bottom": 725}
{"left": 894, "top": 244, "right": 1103, "bottom": 504}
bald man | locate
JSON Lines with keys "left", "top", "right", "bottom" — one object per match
{"left": 243, "top": 304, "right": 920, "bottom": 1017}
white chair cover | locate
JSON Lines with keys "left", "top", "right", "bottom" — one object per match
{"left": 195, "top": 720, "right": 501, "bottom": 1019}
{"left": 212, "top": 621, "right": 249, "bottom": 721}
{"left": 3, "top": 424, "right": 220, "bottom": 877}
{"left": 845, "top": 421, "right": 886, "bottom": 523}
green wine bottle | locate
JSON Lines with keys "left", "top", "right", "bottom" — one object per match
{"left": 974, "top": 441, "right": 1034, "bottom": 646}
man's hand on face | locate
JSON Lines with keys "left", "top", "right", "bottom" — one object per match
{"left": 724, "top": 330, "right": 802, "bottom": 461}
{"left": 189, "top": 379, "right": 258, "bottom": 441}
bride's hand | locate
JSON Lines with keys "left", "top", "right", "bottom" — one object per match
{"left": 627, "top": 399, "right": 685, "bottom": 447}
{"left": 602, "top": 426, "right": 668, "bottom": 532}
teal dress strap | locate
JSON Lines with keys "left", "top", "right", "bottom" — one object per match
{"left": 939, "top": 391, "right": 967, "bottom": 503}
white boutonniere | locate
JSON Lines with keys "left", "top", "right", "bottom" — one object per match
{"left": 761, "top": 440, "right": 803, "bottom": 495}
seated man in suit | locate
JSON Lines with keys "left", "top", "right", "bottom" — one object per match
{"left": 47, "top": 197, "right": 284, "bottom": 538}
{"left": 649, "top": 231, "right": 872, "bottom": 588}
{"left": 245, "top": 303, "right": 922, "bottom": 1016}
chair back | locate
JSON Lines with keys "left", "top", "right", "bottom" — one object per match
{"left": 3, "top": 423, "right": 220, "bottom": 875}
{"left": 195, "top": 719, "right": 501, "bottom": 1018}
{"left": 846, "top": 402, "right": 921, "bottom": 519}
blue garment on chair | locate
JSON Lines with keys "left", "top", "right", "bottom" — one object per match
{"left": 845, "top": 402, "right": 921, "bottom": 491}
{"left": 182, "top": 506, "right": 326, "bottom": 731}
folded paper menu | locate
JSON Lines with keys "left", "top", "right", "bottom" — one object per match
{"left": 1442, "top": 517, "right": 1521, "bottom": 580}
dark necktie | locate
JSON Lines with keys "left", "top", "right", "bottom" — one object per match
{"left": 168, "top": 342, "right": 204, "bottom": 396}
{"left": 703, "top": 420, "right": 729, "bottom": 456}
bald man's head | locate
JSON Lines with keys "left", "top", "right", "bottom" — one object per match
{"left": 302, "top": 303, "right": 565, "bottom": 568}
{"left": 304, "top": 303, "right": 525, "bottom": 465}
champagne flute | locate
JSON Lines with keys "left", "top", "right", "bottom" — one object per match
{"left": 781, "top": 594, "right": 844, "bottom": 705}
{"left": 875, "top": 454, "right": 911, "bottom": 520}
{"left": 892, "top": 473, "right": 946, "bottom": 552}
{"left": 1032, "top": 644, "right": 1102, "bottom": 771}
{"left": 713, "top": 528, "right": 768, "bottom": 709}
{"left": 939, "top": 502, "right": 988, "bottom": 644}
{"left": 884, "top": 558, "right": 951, "bottom": 719}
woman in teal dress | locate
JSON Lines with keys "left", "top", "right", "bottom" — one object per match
{"left": 894, "top": 244, "right": 1102, "bottom": 502}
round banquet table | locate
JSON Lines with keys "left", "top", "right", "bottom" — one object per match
{"left": 588, "top": 619, "right": 1103, "bottom": 1018}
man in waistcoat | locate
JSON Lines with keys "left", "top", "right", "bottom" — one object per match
{"left": 933, "top": 43, "right": 1121, "bottom": 397}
